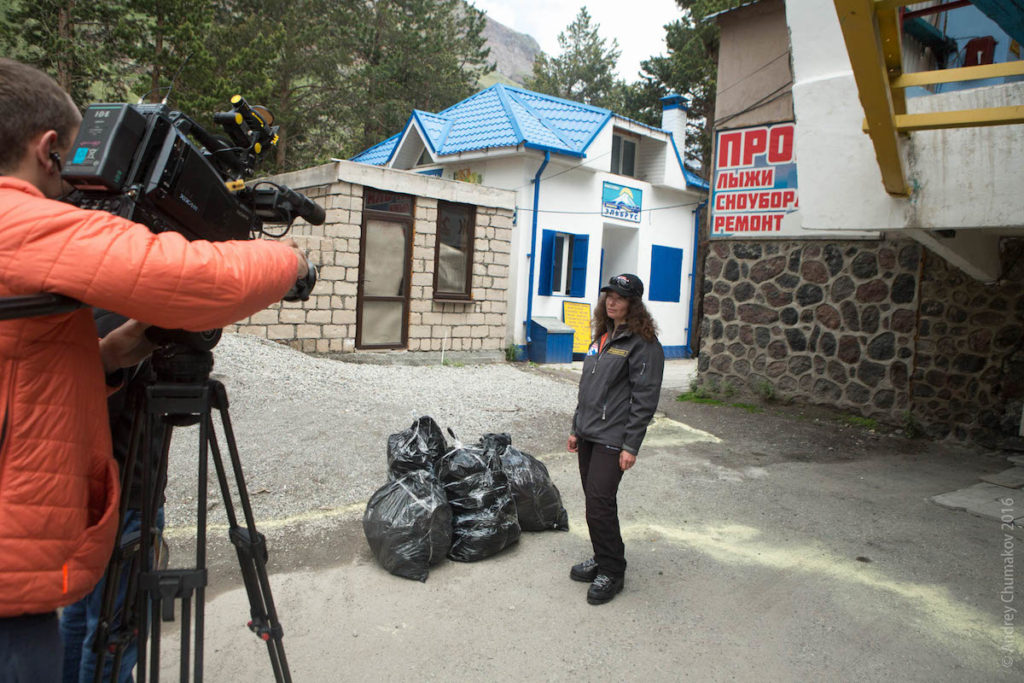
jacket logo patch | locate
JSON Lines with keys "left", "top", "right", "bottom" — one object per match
{"left": 607, "top": 348, "right": 628, "bottom": 357}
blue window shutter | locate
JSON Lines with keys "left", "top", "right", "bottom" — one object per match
{"left": 649, "top": 245, "right": 683, "bottom": 302}
{"left": 569, "top": 234, "right": 589, "bottom": 297}
{"left": 539, "top": 229, "right": 555, "bottom": 296}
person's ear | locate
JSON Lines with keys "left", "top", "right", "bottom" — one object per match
{"left": 31, "top": 130, "right": 61, "bottom": 173}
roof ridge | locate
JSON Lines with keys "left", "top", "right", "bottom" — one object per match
{"left": 436, "top": 84, "right": 502, "bottom": 116}
{"left": 505, "top": 89, "right": 577, "bottom": 152}
{"left": 498, "top": 84, "right": 612, "bottom": 116}
{"left": 493, "top": 85, "right": 525, "bottom": 146}
{"left": 410, "top": 110, "right": 451, "bottom": 155}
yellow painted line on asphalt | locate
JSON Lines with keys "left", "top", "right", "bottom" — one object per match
{"left": 643, "top": 414, "right": 722, "bottom": 447}
{"left": 163, "top": 501, "right": 366, "bottom": 539}
{"left": 627, "top": 521, "right": 1024, "bottom": 666}
{"left": 165, "top": 416, "right": 714, "bottom": 541}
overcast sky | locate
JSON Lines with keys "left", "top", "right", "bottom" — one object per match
{"left": 471, "top": 0, "right": 684, "bottom": 81}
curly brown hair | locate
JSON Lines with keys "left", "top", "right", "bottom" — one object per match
{"left": 593, "top": 293, "right": 659, "bottom": 342}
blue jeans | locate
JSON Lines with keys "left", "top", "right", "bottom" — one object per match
{"left": 60, "top": 508, "right": 164, "bottom": 683}
{"left": 0, "top": 612, "right": 62, "bottom": 683}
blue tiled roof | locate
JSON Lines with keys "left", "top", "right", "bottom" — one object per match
{"left": 351, "top": 84, "right": 706, "bottom": 190}
{"left": 684, "top": 167, "right": 709, "bottom": 191}
{"left": 352, "top": 133, "right": 400, "bottom": 166}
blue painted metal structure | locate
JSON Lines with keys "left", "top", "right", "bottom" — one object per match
{"left": 972, "top": 0, "right": 1024, "bottom": 44}
{"left": 525, "top": 152, "right": 550, "bottom": 344}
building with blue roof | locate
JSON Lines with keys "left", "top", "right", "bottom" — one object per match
{"left": 352, "top": 83, "right": 709, "bottom": 359}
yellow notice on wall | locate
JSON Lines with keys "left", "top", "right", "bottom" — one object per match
{"left": 562, "top": 301, "right": 592, "bottom": 354}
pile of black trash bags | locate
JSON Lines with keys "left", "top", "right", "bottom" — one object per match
{"left": 363, "top": 416, "right": 569, "bottom": 582}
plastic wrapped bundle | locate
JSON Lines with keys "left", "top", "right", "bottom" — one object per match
{"left": 386, "top": 416, "right": 448, "bottom": 480}
{"left": 363, "top": 469, "right": 452, "bottom": 582}
{"left": 437, "top": 441, "right": 520, "bottom": 562}
{"left": 481, "top": 433, "right": 569, "bottom": 532}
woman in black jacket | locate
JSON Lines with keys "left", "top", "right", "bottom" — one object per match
{"left": 568, "top": 273, "right": 665, "bottom": 605}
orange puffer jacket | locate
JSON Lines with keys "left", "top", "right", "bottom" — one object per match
{"left": 0, "top": 177, "right": 297, "bottom": 616}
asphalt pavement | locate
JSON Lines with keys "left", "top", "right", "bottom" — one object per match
{"left": 157, "top": 357, "right": 1023, "bottom": 682}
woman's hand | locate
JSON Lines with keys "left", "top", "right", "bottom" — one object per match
{"left": 619, "top": 450, "right": 636, "bottom": 472}
{"left": 567, "top": 434, "right": 578, "bottom": 452}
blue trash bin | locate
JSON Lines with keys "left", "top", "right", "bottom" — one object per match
{"left": 528, "top": 317, "right": 574, "bottom": 364}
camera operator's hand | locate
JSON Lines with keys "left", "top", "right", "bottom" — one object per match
{"left": 283, "top": 238, "right": 309, "bottom": 280}
{"left": 99, "top": 319, "right": 157, "bottom": 374}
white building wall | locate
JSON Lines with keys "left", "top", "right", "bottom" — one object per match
{"left": 785, "top": 0, "right": 1024, "bottom": 233}
{"left": 506, "top": 161, "right": 699, "bottom": 352}
{"left": 428, "top": 132, "right": 704, "bottom": 355}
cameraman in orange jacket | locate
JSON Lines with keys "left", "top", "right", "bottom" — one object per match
{"left": 0, "top": 58, "right": 308, "bottom": 682}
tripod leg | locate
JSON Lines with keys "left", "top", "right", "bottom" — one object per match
{"left": 206, "top": 381, "right": 291, "bottom": 683}
{"left": 90, "top": 386, "right": 147, "bottom": 683}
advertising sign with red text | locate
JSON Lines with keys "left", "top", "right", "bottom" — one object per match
{"left": 711, "top": 122, "right": 801, "bottom": 237}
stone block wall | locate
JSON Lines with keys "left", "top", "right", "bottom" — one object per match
{"left": 224, "top": 179, "right": 513, "bottom": 356}
{"left": 697, "top": 240, "right": 921, "bottom": 416}
{"left": 913, "top": 241, "right": 1024, "bottom": 444}
{"left": 406, "top": 197, "right": 512, "bottom": 353}
{"left": 697, "top": 238, "right": 1024, "bottom": 446}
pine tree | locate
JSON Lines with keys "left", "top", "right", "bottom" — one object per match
{"left": 0, "top": 0, "right": 145, "bottom": 105}
{"left": 635, "top": 0, "right": 740, "bottom": 173}
{"left": 194, "top": 0, "right": 358, "bottom": 171}
{"left": 525, "top": 7, "right": 624, "bottom": 110}
{"left": 346, "top": 0, "right": 493, "bottom": 154}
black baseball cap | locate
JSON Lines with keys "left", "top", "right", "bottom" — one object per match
{"left": 601, "top": 273, "right": 644, "bottom": 298}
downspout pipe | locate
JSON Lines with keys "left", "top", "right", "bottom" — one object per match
{"left": 682, "top": 199, "right": 708, "bottom": 359}
{"left": 525, "top": 151, "right": 550, "bottom": 347}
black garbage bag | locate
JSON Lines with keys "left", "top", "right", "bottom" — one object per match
{"left": 437, "top": 441, "right": 520, "bottom": 562}
{"left": 481, "top": 433, "right": 569, "bottom": 532}
{"left": 363, "top": 469, "right": 452, "bottom": 582}
{"left": 386, "top": 416, "right": 448, "bottom": 480}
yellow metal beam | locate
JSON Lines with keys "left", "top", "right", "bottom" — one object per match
{"left": 835, "top": 0, "right": 909, "bottom": 196}
{"left": 892, "top": 61, "right": 1024, "bottom": 88}
{"left": 875, "top": 2, "right": 906, "bottom": 114}
{"left": 895, "top": 106, "right": 1024, "bottom": 131}
{"left": 874, "top": 0, "right": 939, "bottom": 11}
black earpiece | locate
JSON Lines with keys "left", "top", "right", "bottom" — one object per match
{"left": 49, "top": 152, "right": 62, "bottom": 173}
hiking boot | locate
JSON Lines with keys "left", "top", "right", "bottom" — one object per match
{"left": 586, "top": 574, "right": 624, "bottom": 605}
{"left": 570, "top": 557, "right": 599, "bottom": 583}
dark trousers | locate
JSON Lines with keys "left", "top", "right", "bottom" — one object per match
{"left": 577, "top": 438, "right": 626, "bottom": 578}
{"left": 0, "top": 611, "right": 62, "bottom": 683}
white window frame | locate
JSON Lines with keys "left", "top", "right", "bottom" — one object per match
{"left": 611, "top": 132, "right": 638, "bottom": 177}
{"left": 551, "top": 232, "right": 574, "bottom": 295}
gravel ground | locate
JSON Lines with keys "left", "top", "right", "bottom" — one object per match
{"left": 164, "top": 333, "right": 579, "bottom": 531}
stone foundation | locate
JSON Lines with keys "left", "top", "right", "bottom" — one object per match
{"left": 696, "top": 238, "right": 1024, "bottom": 446}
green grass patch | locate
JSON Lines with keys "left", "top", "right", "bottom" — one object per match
{"left": 839, "top": 414, "right": 879, "bottom": 430}
{"left": 676, "top": 392, "right": 763, "bottom": 413}
{"left": 676, "top": 391, "right": 723, "bottom": 405}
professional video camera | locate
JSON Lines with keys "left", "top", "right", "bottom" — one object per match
{"left": 54, "top": 97, "right": 327, "bottom": 681}
{"left": 61, "top": 95, "right": 323, "bottom": 333}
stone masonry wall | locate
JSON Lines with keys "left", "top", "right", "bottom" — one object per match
{"left": 697, "top": 240, "right": 920, "bottom": 417}
{"left": 224, "top": 180, "right": 513, "bottom": 355}
{"left": 913, "top": 240, "right": 1024, "bottom": 445}
{"left": 697, "top": 238, "right": 1024, "bottom": 446}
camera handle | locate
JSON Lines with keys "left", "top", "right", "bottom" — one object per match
{"left": 92, "top": 351, "right": 291, "bottom": 683}
{"left": 0, "top": 293, "right": 82, "bottom": 320}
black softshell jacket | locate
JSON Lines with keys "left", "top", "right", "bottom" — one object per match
{"left": 572, "top": 325, "right": 665, "bottom": 455}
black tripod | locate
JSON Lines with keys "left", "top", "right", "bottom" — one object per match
{"left": 92, "top": 344, "right": 290, "bottom": 682}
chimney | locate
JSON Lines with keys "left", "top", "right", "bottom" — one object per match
{"left": 660, "top": 94, "right": 689, "bottom": 152}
